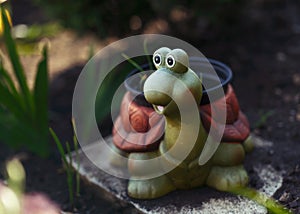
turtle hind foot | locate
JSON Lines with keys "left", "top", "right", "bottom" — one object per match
{"left": 206, "top": 165, "right": 248, "bottom": 192}
{"left": 243, "top": 135, "right": 255, "bottom": 153}
{"left": 128, "top": 175, "right": 175, "bottom": 199}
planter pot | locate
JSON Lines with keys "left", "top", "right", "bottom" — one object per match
{"left": 124, "top": 57, "right": 233, "bottom": 106}
{"left": 112, "top": 58, "right": 250, "bottom": 153}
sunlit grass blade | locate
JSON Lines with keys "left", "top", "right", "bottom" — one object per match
{"left": 121, "top": 53, "right": 143, "bottom": 72}
{"left": 230, "top": 187, "right": 292, "bottom": 214}
{"left": 49, "top": 127, "right": 76, "bottom": 206}
{"left": 66, "top": 141, "right": 72, "bottom": 166}
{"left": 88, "top": 42, "right": 95, "bottom": 60}
{"left": 73, "top": 134, "right": 80, "bottom": 197}
{"left": 65, "top": 141, "right": 74, "bottom": 205}
{"left": 49, "top": 128, "right": 68, "bottom": 165}
{"left": 143, "top": 39, "right": 153, "bottom": 70}
{"left": 1, "top": 8, "right": 33, "bottom": 114}
{"left": 72, "top": 118, "right": 81, "bottom": 197}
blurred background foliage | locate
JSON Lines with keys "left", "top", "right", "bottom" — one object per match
{"left": 1, "top": 0, "right": 289, "bottom": 153}
{"left": 1, "top": 0, "right": 248, "bottom": 146}
{"left": 33, "top": 0, "right": 244, "bottom": 38}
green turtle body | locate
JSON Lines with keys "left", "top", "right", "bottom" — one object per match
{"left": 116, "top": 47, "right": 250, "bottom": 199}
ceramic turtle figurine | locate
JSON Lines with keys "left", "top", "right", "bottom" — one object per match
{"left": 112, "top": 47, "right": 252, "bottom": 199}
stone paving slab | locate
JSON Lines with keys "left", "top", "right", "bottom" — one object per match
{"left": 69, "top": 135, "right": 283, "bottom": 214}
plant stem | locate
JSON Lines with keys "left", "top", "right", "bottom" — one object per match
{"left": 49, "top": 128, "right": 75, "bottom": 207}
{"left": 230, "top": 187, "right": 292, "bottom": 214}
{"left": 143, "top": 39, "right": 153, "bottom": 70}
{"left": 121, "top": 53, "right": 143, "bottom": 72}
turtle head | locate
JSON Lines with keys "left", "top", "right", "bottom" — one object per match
{"left": 144, "top": 47, "right": 202, "bottom": 115}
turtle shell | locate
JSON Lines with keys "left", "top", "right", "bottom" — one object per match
{"left": 200, "top": 85, "right": 250, "bottom": 143}
{"left": 112, "top": 85, "right": 250, "bottom": 153}
{"left": 112, "top": 92, "right": 165, "bottom": 152}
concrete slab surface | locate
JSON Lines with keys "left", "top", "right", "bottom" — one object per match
{"left": 69, "top": 135, "right": 283, "bottom": 214}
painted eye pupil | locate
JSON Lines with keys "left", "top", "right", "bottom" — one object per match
{"left": 154, "top": 55, "right": 161, "bottom": 65}
{"left": 166, "top": 56, "right": 175, "bottom": 67}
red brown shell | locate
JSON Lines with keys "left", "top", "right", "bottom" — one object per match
{"left": 112, "top": 85, "right": 250, "bottom": 153}
{"left": 112, "top": 92, "right": 164, "bottom": 152}
{"left": 200, "top": 85, "right": 250, "bottom": 142}
{"left": 129, "top": 103, "right": 149, "bottom": 133}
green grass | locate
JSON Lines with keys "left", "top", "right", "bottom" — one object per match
{"left": 49, "top": 122, "right": 80, "bottom": 208}
{"left": 254, "top": 110, "right": 274, "bottom": 129}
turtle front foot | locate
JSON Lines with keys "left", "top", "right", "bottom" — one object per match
{"left": 206, "top": 165, "right": 248, "bottom": 191}
{"left": 128, "top": 175, "right": 175, "bottom": 199}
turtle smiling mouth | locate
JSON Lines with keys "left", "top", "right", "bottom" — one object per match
{"left": 153, "top": 105, "right": 165, "bottom": 114}
{"left": 153, "top": 101, "right": 173, "bottom": 114}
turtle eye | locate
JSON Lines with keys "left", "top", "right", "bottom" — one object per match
{"left": 166, "top": 55, "right": 175, "bottom": 68}
{"left": 153, "top": 54, "right": 162, "bottom": 67}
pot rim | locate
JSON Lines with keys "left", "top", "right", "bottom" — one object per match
{"left": 124, "top": 57, "right": 233, "bottom": 105}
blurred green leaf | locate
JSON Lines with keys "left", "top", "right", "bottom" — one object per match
{"left": 0, "top": 81, "right": 26, "bottom": 122}
{"left": 0, "top": 7, "right": 50, "bottom": 157}
{"left": 0, "top": 58, "right": 19, "bottom": 100}
{"left": 0, "top": 113, "right": 23, "bottom": 148}
{"left": 1, "top": 9, "right": 33, "bottom": 114}
{"left": 33, "top": 47, "right": 48, "bottom": 136}
{"left": 0, "top": 112, "right": 42, "bottom": 151}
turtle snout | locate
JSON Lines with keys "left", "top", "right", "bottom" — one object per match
{"left": 144, "top": 90, "right": 171, "bottom": 106}
{"left": 143, "top": 69, "right": 173, "bottom": 106}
